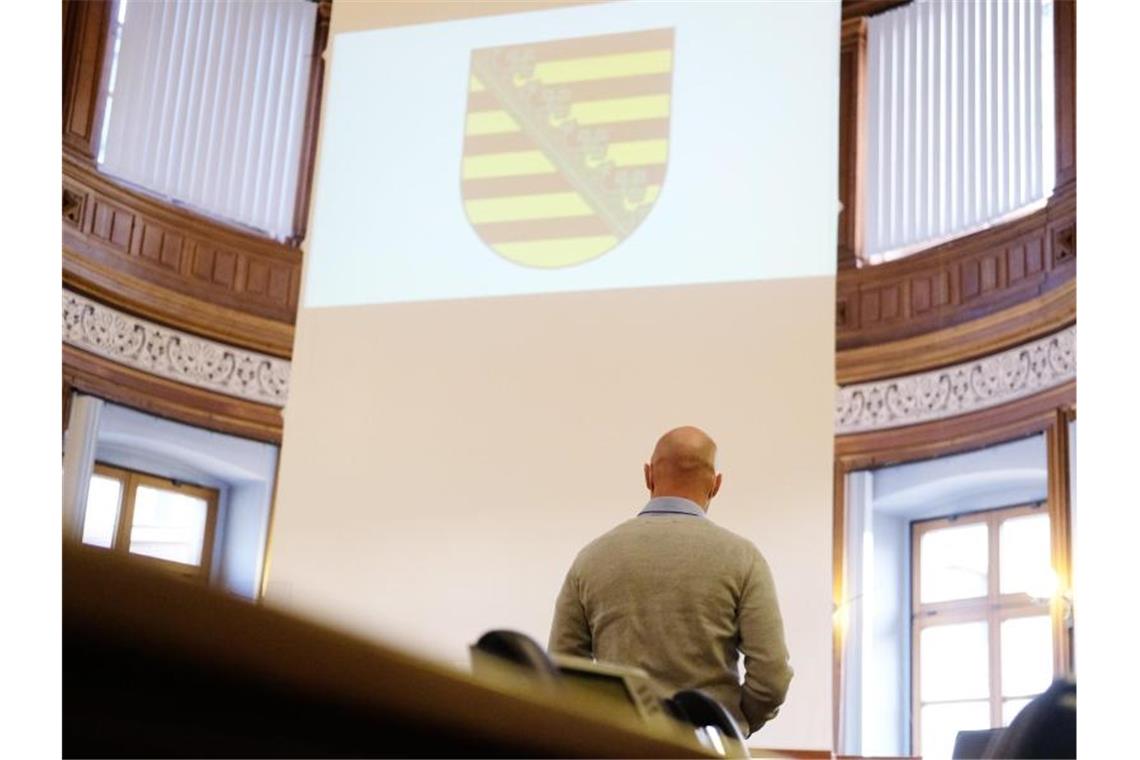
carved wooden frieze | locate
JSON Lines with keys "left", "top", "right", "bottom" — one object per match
{"left": 836, "top": 326, "right": 1075, "bottom": 434}
{"left": 63, "top": 290, "right": 290, "bottom": 407}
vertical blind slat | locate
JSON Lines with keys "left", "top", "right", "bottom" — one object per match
{"left": 864, "top": 0, "right": 1052, "bottom": 260}
{"left": 99, "top": 0, "right": 315, "bottom": 240}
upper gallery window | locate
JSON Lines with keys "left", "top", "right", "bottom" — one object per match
{"left": 96, "top": 0, "right": 317, "bottom": 241}
{"left": 863, "top": 0, "right": 1056, "bottom": 264}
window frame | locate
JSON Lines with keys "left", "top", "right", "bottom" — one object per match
{"left": 910, "top": 501, "right": 1055, "bottom": 756}
{"left": 89, "top": 462, "right": 219, "bottom": 582}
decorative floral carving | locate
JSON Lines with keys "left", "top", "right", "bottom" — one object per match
{"left": 835, "top": 327, "right": 1075, "bottom": 434}
{"left": 63, "top": 291, "right": 290, "bottom": 407}
{"left": 62, "top": 186, "right": 85, "bottom": 227}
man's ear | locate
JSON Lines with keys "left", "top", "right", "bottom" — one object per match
{"left": 644, "top": 463, "right": 654, "bottom": 493}
{"left": 709, "top": 472, "right": 723, "bottom": 500}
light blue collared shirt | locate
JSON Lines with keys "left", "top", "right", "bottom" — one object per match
{"left": 637, "top": 496, "right": 707, "bottom": 518}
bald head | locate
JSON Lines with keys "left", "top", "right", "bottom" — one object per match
{"left": 643, "top": 426, "right": 723, "bottom": 510}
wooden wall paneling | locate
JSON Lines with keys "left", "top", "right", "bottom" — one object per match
{"left": 62, "top": 0, "right": 112, "bottom": 160}
{"left": 289, "top": 0, "right": 332, "bottom": 246}
{"left": 1053, "top": 0, "right": 1076, "bottom": 191}
{"left": 62, "top": 253, "right": 296, "bottom": 359}
{"left": 836, "top": 279, "right": 1075, "bottom": 384}
{"left": 63, "top": 345, "right": 283, "bottom": 444}
{"left": 62, "top": 157, "right": 300, "bottom": 357}
{"left": 835, "top": 193, "right": 1075, "bottom": 353}
{"left": 838, "top": 17, "right": 867, "bottom": 271}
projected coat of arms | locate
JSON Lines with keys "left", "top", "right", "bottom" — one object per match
{"left": 461, "top": 28, "right": 674, "bottom": 268}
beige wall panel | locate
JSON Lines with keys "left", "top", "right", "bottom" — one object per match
{"left": 269, "top": 276, "right": 835, "bottom": 750}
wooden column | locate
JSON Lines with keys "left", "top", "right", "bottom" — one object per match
{"left": 1046, "top": 408, "right": 1074, "bottom": 676}
{"left": 290, "top": 0, "right": 332, "bottom": 247}
{"left": 1053, "top": 0, "right": 1077, "bottom": 191}
{"left": 838, "top": 17, "right": 868, "bottom": 271}
{"left": 62, "top": 0, "right": 113, "bottom": 162}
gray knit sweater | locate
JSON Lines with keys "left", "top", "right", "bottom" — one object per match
{"left": 548, "top": 499, "right": 794, "bottom": 736}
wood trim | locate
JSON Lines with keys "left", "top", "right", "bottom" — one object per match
{"left": 837, "top": 279, "right": 1075, "bottom": 384}
{"left": 289, "top": 0, "right": 331, "bottom": 246}
{"left": 836, "top": 188, "right": 1075, "bottom": 352}
{"left": 838, "top": 17, "right": 867, "bottom": 271}
{"left": 64, "top": 377, "right": 75, "bottom": 434}
{"left": 841, "top": 0, "right": 912, "bottom": 20}
{"left": 63, "top": 251, "right": 295, "bottom": 359}
{"left": 1045, "top": 410, "right": 1073, "bottom": 675}
{"left": 62, "top": 0, "right": 112, "bottom": 160}
{"left": 63, "top": 344, "right": 283, "bottom": 444}
{"left": 1053, "top": 0, "right": 1076, "bottom": 190}
{"left": 832, "top": 460, "right": 846, "bottom": 752}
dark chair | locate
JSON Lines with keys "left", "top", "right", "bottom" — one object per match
{"left": 952, "top": 728, "right": 1004, "bottom": 759}
{"left": 985, "top": 676, "right": 1076, "bottom": 759}
{"left": 665, "top": 689, "right": 749, "bottom": 746}
{"left": 471, "top": 629, "right": 562, "bottom": 683}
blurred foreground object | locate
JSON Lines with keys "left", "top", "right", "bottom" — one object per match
{"left": 951, "top": 676, "right": 1076, "bottom": 759}
{"left": 62, "top": 545, "right": 720, "bottom": 758}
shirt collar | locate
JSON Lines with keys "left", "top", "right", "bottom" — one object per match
{"left": 638, "top": 496, "right": 707, "bottom": 518}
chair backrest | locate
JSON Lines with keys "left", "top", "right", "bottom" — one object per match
{"left": 952, "top": 728, "right": 1004, "bottom": 759}
{"left": 985, "top": 676, "right": 1076, "bottom": 759}
{"left": 471, "top": 629, "right": 562, "bottom": 683}
{"left": 666, "top": 689, "right": 748, "bottom": 744}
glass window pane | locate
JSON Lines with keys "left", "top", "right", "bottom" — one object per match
{"left": 920, "top": 523, "right": 988, "bottom": 603}
{"left": 129, "top": 485, "right": 209, "bottom": 566}
{"left": 921, "top": 622, "right": 989, "bottom": 701}
{"left": 1001, "top": 615, "right": 1053, "bottom": 697}
{"left": 1003, "top": 697, "right": 1035, "bottom": 726}
{"left": 82, "top": 475, "right": 122, "bottom": 548}
{"left": 920, "top": 700, "right": 991, "bottom": 760}
{"left": 1000, "top": 513, "right": 1052, "bottom": 596}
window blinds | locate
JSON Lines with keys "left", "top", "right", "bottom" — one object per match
{"left": 99, "top": 0, "right": 316, "bottom": 241}
{"left": 864, "top": 0, "right": 1054, "bottom": 262}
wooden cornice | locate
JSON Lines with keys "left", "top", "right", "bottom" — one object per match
{"left": 63, "top": 154, "right": 300, "bottom": 358}
{"left": 841, "top": 0, "right": 911, "bottom": 20}
{"left": 64, "top": 345, "right": 284, "bottom": 444}
{"left": 837, "top": 279, "right": 1075, "bottom": 385}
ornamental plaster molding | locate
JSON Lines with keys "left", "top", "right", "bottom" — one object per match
{"left": 836, "top": 327, "right": 1075, "bottom": 434}
{"left": 63, "top": 291, "right": 290, "bottom": 407}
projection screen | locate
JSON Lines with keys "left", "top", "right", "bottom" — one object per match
{"left": 268, "top": 1, "right": 838, "bottom": 751}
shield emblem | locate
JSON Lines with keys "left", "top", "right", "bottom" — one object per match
{"left": 461, "top": 28, "right": 674, "bottom": 269}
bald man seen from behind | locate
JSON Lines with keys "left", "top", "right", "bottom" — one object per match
{"left": 548, "top": 426, "right": 793, "bottom": 737}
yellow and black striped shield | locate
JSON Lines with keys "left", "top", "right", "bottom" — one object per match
{"left": 461, "top": 28, "right": 674, "bottom": 268}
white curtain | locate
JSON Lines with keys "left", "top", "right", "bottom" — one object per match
{"left": 100, "top": 0, "right": 316, "bottom": 241}
{"left": 864, "top": 0, "right": 1055, "bottom": 262}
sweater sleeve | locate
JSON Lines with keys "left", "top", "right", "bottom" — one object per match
{"left": 548, "top": 565, "right": 593, "bottom": 658}
{"left": 737, "top": 549, "right": 794, "bottom": 735}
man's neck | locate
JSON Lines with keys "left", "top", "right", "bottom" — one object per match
{"left": 650, "top": 492, "right": 709, "bottom": 512}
